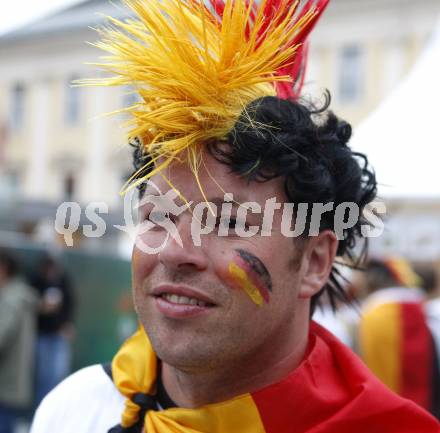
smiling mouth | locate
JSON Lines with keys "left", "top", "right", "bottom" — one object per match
{"left": 158, "top": 293, "right": 214, "bottom": 308}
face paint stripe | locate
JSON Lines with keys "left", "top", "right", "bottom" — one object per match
{"left": 228, "top": 262, "right": 264, "bottom": 306}
{"left": 235, "top": 256, "right": 271, "bottom": 303}
{"left": 237, "top": 249, "right": 272, "bottom": 292}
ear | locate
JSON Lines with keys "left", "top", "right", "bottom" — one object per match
{"left": 298, "top": 230, "right": 338, "bottom": 299}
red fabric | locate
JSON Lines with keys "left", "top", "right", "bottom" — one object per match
{"left": 252, "top": 322, "right": 439, "bottom": 433}
{"left": 207, "top": 0, "right": 330, "bottom": 100}
{"left": 401, "top": 302, "right": 433, "bottom": 410}
{"left": 275, "top": 0, "right": 329, "bottom": 99}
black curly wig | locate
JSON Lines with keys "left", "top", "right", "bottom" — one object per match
{"left": 131, "top": 93, "right": 377, "bottom": 313}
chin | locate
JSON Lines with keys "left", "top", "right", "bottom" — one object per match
{"left": 155, "top": 342, "right": 218, "bottom": 371}
{"left": 146, "top": 325, "right": 230, "bottom": 371}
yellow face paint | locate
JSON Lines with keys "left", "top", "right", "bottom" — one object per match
{"left": 228, "top": 262, "right": 264, "bottom": 306}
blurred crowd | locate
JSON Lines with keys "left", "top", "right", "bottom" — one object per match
{"left": 0, "top": 250, "right": 75, "bottom": 433}
{"left": 314, "top": 257, "right": 440, "bottom": 420}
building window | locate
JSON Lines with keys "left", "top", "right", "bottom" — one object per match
{"left": 10, "top": 83, "right": 25, "bottom": 131}
{"left": 65, "top": 76, "right": 81, "bottom": 126}
{"left": 338, "top": 45, "right": 364, "bottom": 104}
{"left": 63, "top": 173, "right": 76, "bottom": 200}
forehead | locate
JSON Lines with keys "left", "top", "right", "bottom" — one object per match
{"left": 144, "top": 151, "right": 286, "bottom": 204}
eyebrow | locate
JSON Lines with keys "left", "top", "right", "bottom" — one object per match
{"left": 141, "top": 191, "right": 251, "bottom": 206}
{"left": 201, "top": 195, "right": 266, "bottom": 210}
{"left": 209, "top": 197, "right": 245, "bottom": 208}
{"left": 140, "top": 193, "right": 263, "bottom": 217}
{"left": 209, "top": 197, "right": 265, "bottom": 222}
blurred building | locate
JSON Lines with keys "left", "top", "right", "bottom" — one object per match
{"left": 0, "top": 0, "right": 135, "bottom": 252}
{"left": 0, "top": 0, "right": 133, "bottom": 207}
{"left": 0, "top": 0, "right": 439, "bottom": 251}
{"left": 307, "top": 0, "right": 440, "bottom": 125}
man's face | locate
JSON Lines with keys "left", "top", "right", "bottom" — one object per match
{"left": 131, "top": 151, "right": 314, "bottom": 372}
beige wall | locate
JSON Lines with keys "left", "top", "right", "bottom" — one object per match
{"left": 0, "top": 29, "right": 131, "bottom": 206}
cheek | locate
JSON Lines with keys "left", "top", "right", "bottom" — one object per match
{"left": 214, "top": 251, "right": 273, "bottom": 307}
{"left": 131, "top": 246, "right": 157, "bottom": 289}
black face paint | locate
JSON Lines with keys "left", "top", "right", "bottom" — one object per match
{"left": 236, "top": 249, "right": 273, "bottom": 294}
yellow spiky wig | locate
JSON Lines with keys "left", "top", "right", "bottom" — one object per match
{"left": 84, "top": 0, "right": 329, "bottom": 191}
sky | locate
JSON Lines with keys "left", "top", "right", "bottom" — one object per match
{"left": 1, "top": 0, "right": 82, "bottom": 35}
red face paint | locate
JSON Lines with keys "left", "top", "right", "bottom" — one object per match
{"left": 225, "top": 250, "right": 272, "bottom": 306}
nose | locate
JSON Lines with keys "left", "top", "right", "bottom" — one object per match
{"left": 158, "top": 213, "right": 208, "bottom": 271}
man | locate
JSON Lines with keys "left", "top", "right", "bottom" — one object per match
{"left": 0, "top": 250, "right": 37, "bottom": 433}
{"left": 31, "top": 0, "right": 439, "bottom": 431}
{"left": 30, "top": 254, "right": 75, "bottom": 405}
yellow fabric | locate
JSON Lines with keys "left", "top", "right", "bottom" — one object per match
{"left": 228, "top": 262, "right": 264, "bottom": 306}
{"left": 81, "top": 0, "right": 319, "bottom": 192}
{"left": 359, "top": 303, "right": 401, "bottom": 393}
{"left": 112, "top": 327, "right": 158, "bottom": 427}
{"left": 112, "top": 327, "right": 266, "bottom": 432}
{"left": 384, "top": 257, "right": 422, "bottom": 288}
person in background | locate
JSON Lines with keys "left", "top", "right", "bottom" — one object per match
{"left": 30, "top": 254, "right": 75, "bottom": 405}
{"left": 359, "top": 258, "right": 439, "bottom": 417}
{"left": 416, "top": 265, "right": 439, "bottom": 301}
{"left": 417, "top": 264, "right": 440, "bottom": 418}
{"left": 0, "top": 249, "right": 37, "bottom": 433}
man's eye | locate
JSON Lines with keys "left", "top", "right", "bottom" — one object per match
{"left": 219, "top": 217, "right": 245, "bottom": 230}
{"left": 149, "top": 211, "right": 169, "bottom": 223}
{"left": 141, "top": 211, "right": 170, "bottom": 228}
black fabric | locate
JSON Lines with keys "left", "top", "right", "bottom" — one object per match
{"left": 108, "top": 393, "right": 158, "bottom": 433}
{"left": 29, "top": 271, "right": 75, "bottom": 334}
{"left": 102, "top": 362, "right": 113, "bottom": 381}
{"left": 430, "top": 335, "right": 440, "bottom": 420}
{"left": 108, "top": 425, "right": 128, "bottom": 433}
{"left": 108, "top": 423, "right": 146, "bottom": 433}
{"left": 155, "top": 370, "right": 177, "bottom": 410}
{"left": 132, "top": 393, "right": 158, "bottom": 411}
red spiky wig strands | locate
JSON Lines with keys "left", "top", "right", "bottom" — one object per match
{"left": 83, "top": 0, "right": 329, "bottom": 190}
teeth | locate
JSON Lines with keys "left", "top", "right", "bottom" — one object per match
{"left": 162, "top": 294, "right": 208, "bottom": 307}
